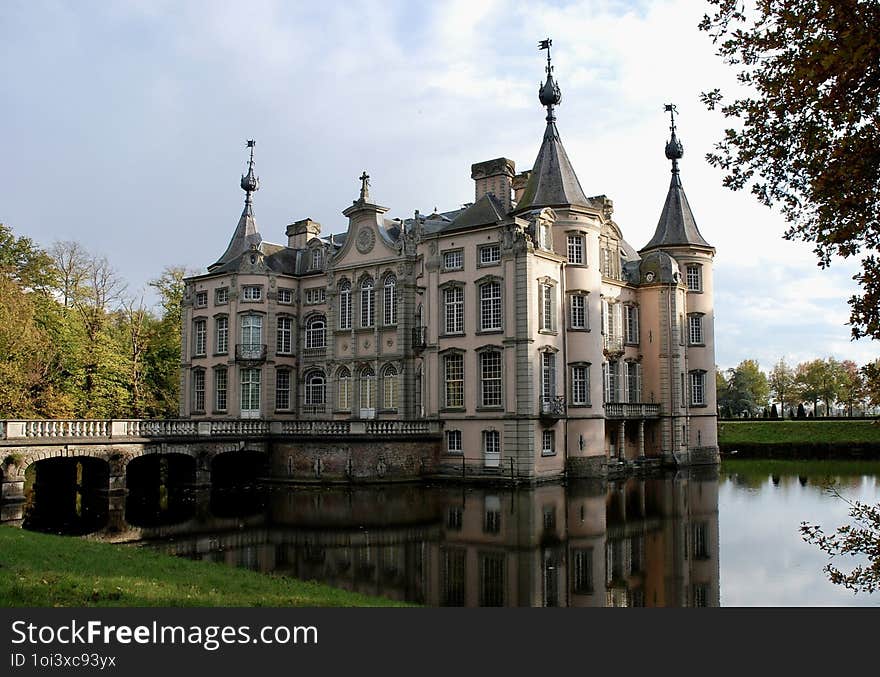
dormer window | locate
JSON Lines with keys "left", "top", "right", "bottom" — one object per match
{"left": 539, "top": 223, "right": 552, "bottom": 250}
{"left": 311, "top": 248, "right": 324, "bottom": 271}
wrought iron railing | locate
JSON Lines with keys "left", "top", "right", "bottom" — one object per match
{"left": 603, "top": 335, "right": 624, "bottom": 354}
{"left": 412, "top": 326, "right": 427, "bottom": 351}
{"left": 235, "top": 343, "right": 267, "bottom": 362}
{"left": 540, "top": 396, "right": 566, "bottom": 418}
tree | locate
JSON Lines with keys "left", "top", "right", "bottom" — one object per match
{"left": 839, "top": 360, "right": 865, "bottom": 416}
{"left": 795, "top": 358, "right": 843, "bottom": 417}
{"left": 146, "top": 266, "right": 189, "bottom": 418}
{"left": 863, "top": 359, "right": 880, "bottom": 410}
{"left": 801, "top": 488, "right": 880, "bottom": 594}
{"left": 768, "top": 358, "right": 795, "bottom": 419}
{"left": 719, "top": 359, "right": 769, "bottom": 417}
{"left": 699, "top": 1, "right": 880, "bottom": 340}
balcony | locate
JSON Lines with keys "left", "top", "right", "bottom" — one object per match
{"left": 412, "top": 326, "right": 427, "bottom": 352}
{"left": 302, "top": 346, "right": 327, "bottom": 359}
{"left": 540, "top": 396, "right": 566, "bottom": 420}
{"left": 235, "top": 343, "right": 267, "bottom": 364}
{"left": 604, "top": 402, "right": 661, "bottom": 419}
{"left": 603, "top": 334, "right": 624, "bottom": 356}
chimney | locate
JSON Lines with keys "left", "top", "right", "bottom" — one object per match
{"left": 286, "top": 218, "right": 322, "bottom": 249}
{"left": 471, "top": 158, "right": 515, "bottom": 212}
{"left": 512, "top": 170, "right": 531, "bottom": 205}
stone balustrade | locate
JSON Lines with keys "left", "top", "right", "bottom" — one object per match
{"left": 603, "top": 402, "right": 661, "bottom": 419}
{"left": 0, "top": 418, "right": 442, "bottom": 443}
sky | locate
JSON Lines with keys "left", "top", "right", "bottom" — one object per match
{"left": 0, "top": 0, "right": 876, "bottom": 371}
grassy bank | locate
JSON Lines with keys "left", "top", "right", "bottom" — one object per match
{"left": 721, "top": 458, "right": 880, "bottom": 478}
{"left": 0, "top": 527, "right": 407, "bottom": 607}
{"left": 718, "top": 420, "right": 880, "bottom": 446}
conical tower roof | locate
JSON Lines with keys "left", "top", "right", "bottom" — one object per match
{"left": 514, "top": 39, "right": 590, "bottom": 213}
{"left": 641, "top": 108, "right": 712, "bottom": 252}
{"left": 209, "top": 140, "right": 263, "bottom": 271}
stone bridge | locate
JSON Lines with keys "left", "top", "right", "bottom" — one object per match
{"left": 0, "top": 419, "right": 444, "bottom": 503}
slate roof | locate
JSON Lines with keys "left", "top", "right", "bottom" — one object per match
{"left": 514, "top": 121, "right": 590, "bottom": 212}
{"left": 208, "top": 202, "right": 263, "bottom": 271}
{"left": 641, "top": 169, "right": 712, "bottom": 252}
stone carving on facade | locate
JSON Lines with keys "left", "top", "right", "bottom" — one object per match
{"left": 356, "top": 226, "right": 376, "bottom": 254}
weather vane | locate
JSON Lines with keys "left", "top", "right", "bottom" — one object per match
{"left": 664, "top": 104, "right": 678, "bottom": 134}
{"left": 539, "top": 38, "right": 553, "bottom": 74}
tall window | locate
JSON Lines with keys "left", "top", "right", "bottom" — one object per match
{"left": 359, "top": 367, "right": 376, "bottom": 410}
{"left": 444, "top": 353, "right": 464, "bottom": 408}
{"left": 277, "top": 316, "right": 293, "bottom": 354}
{"left": 339, "top": 280, "right": 352, "bottom": 330}
{"left": 688, "top": 314, "right": 704, "bottom": 345}
{"left": 360, "top": 278, "right": 375, "bottom": 328}
{"left": 541, "top": 352, "right": 556, "bottom": 404}
{"left": 538, "top": 223, "right": 551, "bottom": 250}
{"left": 215, "top": 316, "right": 228, "bottom": 354}
{"left": 540, "top": 283, "right": 555, "bottom": 332}
{"left": 570, "top": 294, "right": 587, "bottom": 329}
{"left": 542, "top": 429, "right": 555, "bottom": 456}
{"left": 240, "top": 368, "right": 261, "bottom": 414}
{"left": 193, "top": 319, "right": 207, "bottom": 356}
{"left": 192, "top": 370, "right": 205, "bottom": 412}
{"left": 304, "top": 370, "right": 325, "bottom": 412}
{"left": 686, "top": 264, "right": 702, "bottom": 291}
{"left": 276, "top": 369, "right": 291, "bottom": 410}
{"left": 480, "top": 350, "right": 502, "bottom": 407}
{"left": 571, "top": 365, "right": 590, "bottom": 406}
{"left": 479, "top": 281, "right": 502, "bottom": 332}
{"left": 311, "top": 248, "right": 324, "bottom": 270}
{"left": 690, "top": 371, "right": 706, "bottom": 406}
{"left": 214, "top": 368, "right": 227, "bottom": 412}
{"left": 240, "top": 315, "right": 262, "bottom": 350}
{"left": 567, "top": 234, "right": 584, "bottom": 264}
{"left": 444, "top": 286, "right": 464, "bottom": 334}
{"left": 383, "top": 365, "right": 398, "bottom": 410}
{"left": 305, "top": 315, "right": 326, "bottom": 349}
{"left": 337, "top": 367, "right": 352, "bottom": 411}
{"left": 603, "top": 361, "right": 619, "bottom": 403}
{"left": 484, "top": 430, "right": 500, "bottom": 455}
{"left": 446, "top": 430, "right": 462, "bottom": 454}
{"left": 625, "top": 305, "right": 639, "bottom": 344}
{"left": 415, "top": 366, "right": 423, "bottom": 416}
{"left": 383, "top": 275, "right": 397, "bottom": 325}
{"left": 626, "top": 362, "right": 642, "bottom": 402}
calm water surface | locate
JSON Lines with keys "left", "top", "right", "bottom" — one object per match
{"left": 6, "top": 462, "right": 880, "bottom": 607}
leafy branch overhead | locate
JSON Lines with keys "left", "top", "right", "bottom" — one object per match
{"left": 700, "top": 0, "right": 880, "bottom": 339}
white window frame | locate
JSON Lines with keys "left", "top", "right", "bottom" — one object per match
{"left": 540, "top": 283, "right": 555, "bottom": 332}
{"left": 444, "top": 286, "right": 464, "bottom": 334}
{"left": 446, "top": 430, "right": 463, "bottom": 454}
{"left": 571, "top": 365, "right": 590, "bottom": 406}
{"left": 337, "top": 368, "right": 352, "bottom": 411}
{"left": 483, "top": 430, "right": 501, "bottom": 454}
{"left": 690, "top": 371, "right": 706, "bottom": 406}
{"left": 384, "top": 276, "right": 397, "bottom": 326}
{"left": 215, "top": 287, "right": 229, "bottom": 305}
{"left": 541, "top": 429, "right": 556, "bottom": 456}
{"left": 443, "top": 249, "right": 463, "bottom": 271}
{"left": 339, "top": 281, "right": 352, "bottom": 330}
{"left": 214, "top": 367, "right": 227, "bottom": 412}
{"left": 625, "top": 305, "right": 639, "bottom": 344}
{"left": 242, "top": 285, "right": 262, "bottom": 302}
{"left": 480, "top": 350, "right": 503, "bottom": 408}
{"left": 304, "top": 370, "right": 326, "bottom": 410}
{"left": 567, "top": 234, "right": 584, "bottom": 265}
{"left": 360, "top": 278, "right": 375, "bottom": 328}
{"left": 383, "top": 365, "right": 398, "bottom": 410}
{"left": 479, "top": 244, "right": 501, "bottom": 266}
{"left": 479, "top": 281, "right": 502, "bottom": 332}
{"left": 192, "top": 369, "right": 205, "bottom": 412}
{"left": 686, "top": 264, "right": 702, "bottom": 292}
{"left": 569, "top": 293, "right": 587, "bottom": 329}
{"left": 304, "top": 315, "right": 326, "bottom": 349}
{"left": 311, "top": 248, "right": 324, "bottom": 271}
{"left": 688, "top": 314, "right": 704, "bottom": 345}
{"left": 193, "top": 319, "right": 207, "bottom": 357}
{"left": 277, "top": 316, "right": 293, "bottom": 354}
{"left": 215, "top": 316, "right": 228, "bottom": 354}
{"left": 195, "top": 291, "right": 208, "bottom": 308}
{"left": 444, "top": 353, "right": 464, "bottom": 409}
{"left": 541, "top": 352, "right": 557, "bottom": 404}
{"left": 276, "top": 369, "right": 292, "bottom": 410}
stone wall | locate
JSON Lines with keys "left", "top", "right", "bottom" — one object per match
{"left": 271, "top": 436, "right": 441, "bottom": 482}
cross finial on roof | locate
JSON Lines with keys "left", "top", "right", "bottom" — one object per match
{"left": 359, "top": 171, "right": 370, "bottom": 202}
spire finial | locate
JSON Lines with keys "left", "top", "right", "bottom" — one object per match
{"left": 240, "top": 139, "right": 259, "bottom": 204}
{"left": 359, "top": 170, "right": 371, "bottom": 202}
{"left": 538, "top": 38, "right": 561, "bottom": 122}
{"left": 663, "top": 104, "right": 684, "bottom": 173}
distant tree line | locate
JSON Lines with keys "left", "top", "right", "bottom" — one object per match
{"left": 0, "top": 222, "right": 187, "bottom": 419}
{"left": 717, "top": 357, "right": 880, "bottom": 419}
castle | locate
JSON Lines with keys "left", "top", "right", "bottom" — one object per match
{"left": 180, "top": 44, "right": 718, "bottom": 481}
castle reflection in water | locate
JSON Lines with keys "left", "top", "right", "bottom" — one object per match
{"left": 15, "top": 469, "right": 719, "bottom": 608}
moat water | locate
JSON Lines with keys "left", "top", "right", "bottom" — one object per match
{"left": 5, "top": 461, "right": 880, "bottom": 607}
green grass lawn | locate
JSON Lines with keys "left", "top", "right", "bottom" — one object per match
{"left": 0, "top": 527, "right": 409, "bottom": 607}
{"left": 718, "top": 420, "right": 880, "bottom": 446}
{"left": 721, "top": 458, "right": 880, "bottom": 478}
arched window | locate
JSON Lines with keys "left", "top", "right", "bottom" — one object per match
{"left": 337, "top": 367, "right": 352, "bottom": 411}
{"left": 361, "top": 278, "right": 375, "bottom": 328}
{"left": 383, "top": 275, "right": 397, "bottom": 325}
{"left": 305, "top": 315, "right": 326, "bottom": 349}
{"left": 383, "top": 364, "right": 398, "bottom": 410}
{"left": 311, "top": 247, "right": 324, "bottom": 271}
{"left": 304, "top": 370, "right": 326, "bottom": 413}
{"left": 339, "top": 280, "right": 352, "bottom": 330}
{"left": 360, "top": 367, "right": 376, "bottom": 412}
